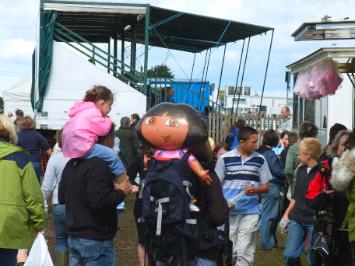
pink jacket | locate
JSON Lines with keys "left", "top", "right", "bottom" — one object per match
{"left": 62, "top": 101, "right": 112, "bottom": 158}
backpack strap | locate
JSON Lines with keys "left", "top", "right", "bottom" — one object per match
{"left": 154, "top": 197, "right": 170, "bottom": 236}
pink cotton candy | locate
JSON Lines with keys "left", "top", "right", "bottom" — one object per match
{"left": 294, "top": 59, "right": 342, "bottom": 99}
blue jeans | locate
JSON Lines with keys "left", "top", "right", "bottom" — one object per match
{"left": 53, "top": 204, "right": 68, "bottom": 252}
{"left": 284, "top": 220, "right": 315, "bottom": 266}
{"left": 156, "top": 257, "right": 216, "bottom": 266}
{"left": 260, "top": 183, "right": 282, "bottom": 249}
{"left": 68, "top": 236, "right": 115, "bottom": 266}
{"left": 0, "top": 249, "right": 17, "bottom": 266}
{"left": 32, "top": 161, "right": 42, "bottom": 182}
{"left": 191, "top": 257, "right": 217, "bottom": 266}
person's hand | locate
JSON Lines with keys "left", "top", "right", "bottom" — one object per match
{"left": 131, "top": 185, "right": 140, "bottom": 193}
{"left": 279, "top": 217, "right": 289, "bottom": 234}
{"left": 227, "top": 202, "right": 235, "bottom": 210}
{"left": 114, "top": 175, "right": 132, "bottom": 195}
{"left": 323, "top": 189, "right": 335, "bottom": 194}
{"left": 244, "top": 186, "right": 257, "bottom": 196}
{"left": 198, "top": 170, "right": 212, "bottom": 185}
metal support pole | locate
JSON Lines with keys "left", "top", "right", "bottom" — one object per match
{"left": 113, "top": 33, "right": 118, "bottom": 77}
{"left": 121, "top": 30, "right": 125, "bottom": 76}
{"left": 108, "top": 36, "right": 111, "bottom": 74}
{"left": 144, "top": 6, "right": 150, "bottom": 107}
{"left": 131, "top": 27, "right": 137, "bottom": 73}
{"left": 257, "top": 29, "right": 274, "bottom": 125}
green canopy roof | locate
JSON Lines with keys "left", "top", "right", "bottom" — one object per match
{"left": 44, "top": 1, "right": 273, "bottom": 53}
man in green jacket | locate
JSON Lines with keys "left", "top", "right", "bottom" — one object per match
{"left": 0, "top": 115, "right": 46, "bottom": 266}
{"left": 115, "top": 116, "right": 139, "bottom": 169}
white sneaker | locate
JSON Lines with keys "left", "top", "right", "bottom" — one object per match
{"left": 189, "top": 203, "right": 200, "bottom": 212}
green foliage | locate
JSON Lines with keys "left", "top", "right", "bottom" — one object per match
{"left": 147, "top": 64, "right": 174, "bottom": 79}
{"left": 0, "top": 97, "right": 3, "bottom": 113}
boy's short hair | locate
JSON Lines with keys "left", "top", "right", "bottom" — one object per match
{"left": 288, "top": 132, "right": 299, "bottom": 146}
{"left": 299, "top": 121, "right": 318, "bottom": 140}
{"left": 299, "top": 137, "right": 322, "bottom": 160}
{"left": 238, "top": 126, "right": 258, "bottom": 141}
{"left": 262, "top": 129, "right": 279, "bottom": 147}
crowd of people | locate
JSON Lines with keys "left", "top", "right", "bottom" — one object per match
{"left": 1, "top": 85, "right": 355, "bottom": 266}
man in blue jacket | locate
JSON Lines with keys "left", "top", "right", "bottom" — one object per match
{"left": 257, "top": 129, "right": 286, "bottom": 250}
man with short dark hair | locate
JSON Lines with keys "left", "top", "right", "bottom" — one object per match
{"left": 14, "top": 109, "right": 24, "bottom": 132}
{"left": 130, "top": 113, "right": 140, "bottom": 130}
{"left": 278, "top": 106, "right": 292, "bottom": 133}
{"left": 215, "top": 126, "right": 272, "bottom": 265}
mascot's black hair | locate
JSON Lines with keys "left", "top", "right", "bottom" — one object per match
{"left": 136, "top": 103, "right": 208, "bottom": 148}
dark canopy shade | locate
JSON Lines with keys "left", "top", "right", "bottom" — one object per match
{"left": 46, "top": 1, "right": 272, "bottom": 53}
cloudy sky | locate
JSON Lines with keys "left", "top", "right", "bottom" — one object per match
{"left": 0, "top": 0, "right": 353, "bottom": 98}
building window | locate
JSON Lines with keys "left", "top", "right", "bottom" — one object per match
{"left": 244, "top": 87, "right": 251, "bottom": 96}
{"left": 233, "top": 98, "right": 246, "bottom": 104}
{"left": 228, "top": 86, "right": 235, "bottom": 95}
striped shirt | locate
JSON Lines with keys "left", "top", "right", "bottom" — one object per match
{"left": 215, "top": 149, "right": 272, "bottom": 215}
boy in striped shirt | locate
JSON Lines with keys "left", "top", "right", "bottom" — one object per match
{"left": 215, "top": 126, "right": 272, "bottom": 266}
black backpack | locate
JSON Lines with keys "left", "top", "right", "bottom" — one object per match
{"left": 141, "top": 152, "right": 198, "bottom": 265}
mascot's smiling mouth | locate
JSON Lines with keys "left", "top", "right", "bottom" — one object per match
{"left": 161, "top": 134, "right": 172, "bottom": 143}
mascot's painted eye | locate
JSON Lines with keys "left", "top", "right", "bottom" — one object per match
{"left": 165, "top": 118, "right": 179, "bottom": 127}
{"left": 145, "top": 117, "right": 156, "bottom": 125}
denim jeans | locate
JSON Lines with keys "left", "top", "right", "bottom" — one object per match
{"left": 32, "top": 161, "right": 42, "bottom": 182}
{"left": 68, "top": 236, "right": 115, "bottom": 266}
{"left": 0, "top": 248, "right": 17, "bottom": 266}
{"left": 351, "top": 241, "right": 355, "bottom": 266}
{"left": 284, "top": 220, "right": 315, "bottom": 266}
{"left": 260, "top": 183, "right": 282, "bottom": 249}
{"left": 156, "top": 257, "right": 216, "bottom": 266}
{"left": 53, "top": 204, "right": 68, "bottom": 252}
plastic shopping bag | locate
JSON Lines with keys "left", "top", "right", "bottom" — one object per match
{"left": 24, "top": 233, "right": 54, "bottom": 266}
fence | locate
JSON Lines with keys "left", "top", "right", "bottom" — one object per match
{"left": 208, "top": 113, "right": 283, "bottom": 144}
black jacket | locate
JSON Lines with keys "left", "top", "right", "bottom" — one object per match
{"left": 58, "top": 157, "right": 125, "bottom": 240}
{"left": 289, "top": 165, "right": 319, "bottom": 224}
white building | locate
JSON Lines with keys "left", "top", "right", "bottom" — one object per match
{"left": 223, "top": 86, "right": 291, "bottom": 115}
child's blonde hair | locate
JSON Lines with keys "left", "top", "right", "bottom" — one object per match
{"left": 299, "top": 137, "right": 322, "bottom": 160}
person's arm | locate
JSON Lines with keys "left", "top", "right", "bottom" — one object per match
{"left": 188, "top": 159, "right": 212, "bottom": 185}
{"left": 45, "top": 148, "right": 52, "bottom": 157}
{"left": 58, "top": 161, "right": 68, "bottom": 205}
{"left": 305, "top": 173, "right": 333, "bottom": 210}
{"left": 244, "top": 183, "right": 269, "bottom": 196}
{"left": 268, "top": 152, "right": 285, "bottom": 179}
{"left": 204, "top": 172, "right": 228, "bottom": 226}
{"left": 284, "top": 145, "right": 298, "bottom": 184}
{"left": 41, "top": 154, "right": 57, "bottom": 201}
{"left": 86, "top": 160, "right": 129, "bottom": 211}
{"left": 246, "top": 157, "right": 272, "bottom": 195}
{"left": 21, "top": 156, "right": 47, "bottom": 231}
{"left": 36, "top": 131, "right": 52, "bottom": 156}
{"left": 282, "top": 199, "right": 295, "bottom": 221}
{"left": 214, "top": 156, "right": 226, "bottom": 183}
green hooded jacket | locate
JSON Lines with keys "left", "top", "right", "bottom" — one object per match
{"left": 0, "top": 140, "right": 46, "bottom": 249}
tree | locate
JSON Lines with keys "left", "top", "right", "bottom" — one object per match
{"left": 147, "top": 64, "right": 174, "bottom": 79}
{"left": 0, "top": 97, "right": 3, "bottom": 113}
